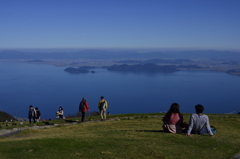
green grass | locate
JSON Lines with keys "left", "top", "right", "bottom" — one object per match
{"left": 0, "top": 113, "right": 165, "bottom": 130}
{"left": 0, "top": 113, "right": 239, "bottom": 159}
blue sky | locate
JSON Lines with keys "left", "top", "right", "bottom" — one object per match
{"left": 0, "top": 0, "right": 240, "bottom": 51}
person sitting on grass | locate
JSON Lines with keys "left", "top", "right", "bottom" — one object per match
{"left": 186, "top": 104, "right": 215, "bottom": 137}
{"left": 162, "top": 103, "right": 185, "bottom": 133}
{"left": 56, "top": 106, "right": 65, "bottom": 119}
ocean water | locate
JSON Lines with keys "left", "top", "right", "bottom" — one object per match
{"left": 0, "top": 61, "right": 240, "bottom": 119}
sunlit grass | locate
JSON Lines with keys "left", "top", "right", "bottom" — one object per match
{"left": 0, "top": 114, "right": 239, "bottom": 158}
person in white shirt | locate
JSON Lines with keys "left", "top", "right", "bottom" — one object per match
{"left": 186, "top": 104, "right": 215, "bottom": 137}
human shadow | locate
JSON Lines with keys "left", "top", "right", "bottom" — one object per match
{"left": 64, "top": 119, "right": 79, "bottom": 123}
{"left": 43, "top": 121, "right": 54, "bottom": 125}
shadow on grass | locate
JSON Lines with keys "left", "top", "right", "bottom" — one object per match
{"left": 136, "top": 130, "right": 163, "bottom": 133}
{"left": 42, "top": 121, "right": 54, "bottom": 125}
{"left": 118, "top": 130, "right": 163, "bottom": 133}
{"left": 64, "top": 120, "right": 79, "bottom": 123}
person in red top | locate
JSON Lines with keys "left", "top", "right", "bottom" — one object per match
{"left": 163, "top": 103, "right": 185, "bottom": 133}
{"left": 79, "top": 97, "right": 90, "bottom": 122}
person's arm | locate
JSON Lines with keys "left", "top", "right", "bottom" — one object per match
{"left": 79, "top": 102, "right": 81, "bottom": 112}
{"left": 186, "top": 114, "right": 194, "bottom": 136}
{"left": 162, "top": 115, "right": 168, "bottom": 124}
{"left": 179, "top": 113, "right": 184, "bottom": 128}
{"left": 98, "top": 101, "right": 100, "bottom": 107}
{"left": 205, "top": 115, "right": 214, "bottom": 136}
{"left": 86, "top": 102, "right": 90, "bottom": 111}
{"left": 105, "top": 101, "right": 108, "bottom": 109}
{"left": 33, "top": 109, "right": 37, "bottom": 117}
{"left": 59, "top": 110, "right": 63, "bottom": 115}
{"left": 98, "top": 101, "right": 101, "bottom": 109}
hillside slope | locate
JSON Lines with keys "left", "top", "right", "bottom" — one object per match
{"left": 0, "top": 111, "right": 15, "bottom": 122}
{"left": 0, "top": 113, "right": 239, "bottom": 158}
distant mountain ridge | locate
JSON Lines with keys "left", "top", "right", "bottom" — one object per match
{"left": 0, "top": 49, "right": 240, "bottom": 60}
{"left": 114, "top": 59, "right": 193, "bottom": 64}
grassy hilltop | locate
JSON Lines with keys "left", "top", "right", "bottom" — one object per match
{"left": 0, "top": 113, "right": 239, "bottom": 159}
{"left": 0, "top": 111, "right": 15, "bottom": 122}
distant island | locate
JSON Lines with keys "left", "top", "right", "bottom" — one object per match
{"left": 1, "top": 49, "right": 240, "bottom": 76}
{"left": 64, "top": 67, "right": 97, "bottom": 74}
{"left": 64, "top": 67, "right": 89, "bottom": 74}
{"left": 64, "top": 64, "right": 180, "bottom": 74}
{"left": 63, "top": 63, "right": 211, "bottom": 74}
{"left": 27, "top": 59, "right": 45, "bottom": 63}
{"left": 107, "top": 63, "right": 179, "bottom": 73}
{"left": 226, "top": 69, "right": 240, "bottom": 76}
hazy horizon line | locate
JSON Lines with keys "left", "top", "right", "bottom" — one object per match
{"left": 0, "top": 47, "right": 240, "bottom": 53}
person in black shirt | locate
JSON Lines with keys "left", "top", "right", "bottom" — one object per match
{"left": 35, "top": 107, "right": 41, "bottom": 122}
{"left": 28, "top": 105, "right": 36, "bottom": 123}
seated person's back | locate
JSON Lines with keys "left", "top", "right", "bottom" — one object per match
{"left": 163, "top": 103, "right": 184, "bottom": 133}
{"left": 186, "top": 104, "right": 215, "bottom": 137}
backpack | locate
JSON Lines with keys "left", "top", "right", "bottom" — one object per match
{"left": 79, "top": 102, "right": 86, "bottom": 111}
{"left": 100, "top": 101, "right": 106, "bottom": 109}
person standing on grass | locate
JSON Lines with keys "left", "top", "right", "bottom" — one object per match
{"left": 186, "top": 104, "right": 215, "bottom": 137}
{"left": 28, "top": 105, "right": 36, "bottom": 123}
{"left": 35, "top": 107, "right": 41, "bottom": 122}
{"left": 98, "top": 96, "right": 108, "bottom": 121}
{"left": 79, "top": 97, "right": 90, "bottom": 122}
{"left": 162, "top": 103, "right": 185, "bottom": 133}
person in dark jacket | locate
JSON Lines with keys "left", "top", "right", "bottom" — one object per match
{"left": 79, "top": 97, "right": 90, "bottom": 122}
{"left": 35, "top": 107, "right": 41, "bottom": 122}
{"left": 28, "top": 105, "right": 36, "bottom": 123}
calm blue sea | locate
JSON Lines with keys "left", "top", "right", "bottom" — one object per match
{"left": 0, "top": 61, "right": 240, "bottom": 119}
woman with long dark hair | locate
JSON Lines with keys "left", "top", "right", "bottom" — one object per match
{"left": 163, "top": 103, "right": 184, "bottom": 133}
{"left": 56, "top": 106, "right": 64, "bottom": 119}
